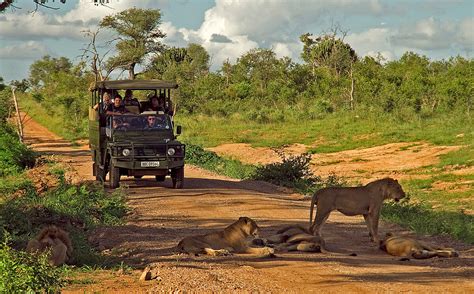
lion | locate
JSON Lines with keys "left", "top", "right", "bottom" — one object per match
{"left": 262, "top": 225, "right": 356, "bottom": 255}
{"left": 309, "top": 178, "right": 406, "bottom": 243}
{"left": 176, "top": 217, "right": 274, "bottom": 257}
{"left": 26, "top": 225, "right": 73, "bottom": 266}
{"left": 380, "top": 233, "right": 459, "bottom": 260}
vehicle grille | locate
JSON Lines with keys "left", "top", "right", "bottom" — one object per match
{"left": 134, "top": 146, "right": 167, "bottom": 157}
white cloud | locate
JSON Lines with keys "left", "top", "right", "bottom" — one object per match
{"left": 0, "top": 0, "right": 166, "bottom": 41}
{"left": 457, "top": 18, "right": 474, "bottom": 51}
{"left": 346, "top": 27, "right": 396, "bottom": 60}
{"left": 0, "top": 41, "right": 50, "bottom": 60}
{"left": 390, "top": 17, "right": 472, "bottom": 51}
{"left": 170, "top": 0, "right": 390, "bottom": 68}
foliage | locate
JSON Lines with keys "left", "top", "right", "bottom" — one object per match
{"left": 0, "top": 235, "right": 65, "bottom": 293}
{"left": 185, "top": 144, "right": 256, "bottom": 179}
{"left": 0, "top": 88, "right": 13, "bottom": 123}
{"left": 252, "top": 152, "right": 346, "bottom": 193}
{"left": 253, "top": 153, "right": 318, "bottom": 191}
{"left": 0, "top": 124, "right": 36, "bottom": 176}
{"left": 300, "top": 32, "right": 357, "bottom": 76}
{"left": 26, "top": 56, "right": 93, "bottom": 139}
{"left": 100, "top": 7, "right": 166, "bottom": 79}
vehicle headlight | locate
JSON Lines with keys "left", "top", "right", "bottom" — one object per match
{"left": 122, "top": 148, "right": 131, "bottom": 156}
{"left": 167, "top": 148, "right": 175, "bottom": 156}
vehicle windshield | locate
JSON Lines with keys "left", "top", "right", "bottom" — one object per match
{"left": 107, "top": 114, "right": 171, "bottom": 131}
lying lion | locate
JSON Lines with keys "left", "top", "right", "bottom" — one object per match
{"left": 380, "top": 233, "right": 459, "bottom": 260}
{"left": 26, "top": 225, "right": 73, "bottom": 266}
{"left": 261, "top": 225, "right": 356, "bottom": 256}
{"left": 177, "top": 217, "right": 274, "bottom": 257}
{"left": 309, "top": 177, "right": 406, "bottom": 243}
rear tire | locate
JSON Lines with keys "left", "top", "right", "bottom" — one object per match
{"left": 109, "top": 161, "right": 120, "bottom": 189}
{"left": 171, "top": 167, "right": 184, "bottom": 189}
{"left": 155, "top": 175, "right": 166, "bottom": 182}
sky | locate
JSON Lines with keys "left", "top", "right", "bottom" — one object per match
{"left": 0, "top": 0, "right": 473, "bottom": 82}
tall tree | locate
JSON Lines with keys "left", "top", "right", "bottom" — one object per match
{"left": 300, "top": 32, "right": 357, "bottom": 77}
{"left": 29, "top": 55, "right": 72, "bottom": 90}
{"left": 100, "top": 8, "right": 166, "bottom": 79}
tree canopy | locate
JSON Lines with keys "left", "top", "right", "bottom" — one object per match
{"left": 100, "top": 8, "right": 166, "bottom": 80}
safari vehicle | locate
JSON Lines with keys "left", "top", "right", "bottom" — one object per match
{"left": 89, "top": 80, "right": 185, "bottom": 189}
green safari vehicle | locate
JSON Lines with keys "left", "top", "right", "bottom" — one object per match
{"left": 88, "top": 79, "right": 185, "bottom": 189}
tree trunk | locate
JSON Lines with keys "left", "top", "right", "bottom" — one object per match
{"left": 349, "top": 63, "right": 354, "bottom": 110}
{"left": 128, "top": 63, "right": 136, "bottom": 80}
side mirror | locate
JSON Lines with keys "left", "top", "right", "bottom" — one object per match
{"left": 176, "top": 125, "right": 182, "bottom": 135}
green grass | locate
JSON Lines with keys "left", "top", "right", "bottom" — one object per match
{"left": 400, "top": 174, "right": 474, "bottom": 212}
{"left": 18, "top": 93, "right": 85, "bottom": 141}
{"left": 382, "top": 201, "right": 474, "bottom": 244}
{"left": 175, "top": 111, "right": 473, "bottom": 152}
{"left": 0, "top": 164, "right": 128, "bottom": 266}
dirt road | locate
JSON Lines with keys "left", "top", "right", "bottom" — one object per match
{"left": 22, "top": 117, "right": 473, "bottom": 293}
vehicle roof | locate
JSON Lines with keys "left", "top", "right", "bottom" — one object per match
{"left": 90, "top": 79, "right": 178, "bottom": 91}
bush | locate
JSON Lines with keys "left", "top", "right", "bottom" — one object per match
{"left": 252, "top": 152, "right": 318, "bottom": 192}
{"left": 0, "top": 170, "right": 128, "bottom": 265}
{"left": 0, "top": 125, "right": 36, "bottom": 176}
{"left": 0, "top": 236, "right": 64, "bottom": 293}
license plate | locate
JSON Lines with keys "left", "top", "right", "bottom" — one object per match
{"left": 140, "top": 161, "right": 160, "bottom": 167}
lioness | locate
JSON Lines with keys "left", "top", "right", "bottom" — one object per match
{"left": 26, "top": 225, "right": 73, "bottom": 266}
{"left": 264, "top": 225, "right": 356, "bottom": 255}
{"left": 177, "top": 217, "right": 274, "bottom": 257}
{"left": 309, "top": 178, "right": 406, "bottom": 243}
{"left": 380, "top": 233, "right": 459, "bottom": 260}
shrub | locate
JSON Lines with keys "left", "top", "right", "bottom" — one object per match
{"left": 252, "top": 152, "right": 320, "bottom": 192}
{"left": 0, "top": 125, "right": 36, "bottom": 176}
{"left": 0, "top": 235, "right": 64, "bottom": 293}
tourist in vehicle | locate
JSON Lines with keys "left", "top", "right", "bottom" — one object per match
{"left": 144, "top": 115, "right": 158, "bottom": 129}
{"left": 106, "top": 95, "right": 128, "bottom": 115}
{"left": 112, "top": 117, "right": 130, "bottom": 131}
{"left": 147, "top": 95, "right": 165, "bottom": 112}
{"left": 158, "top": 93, "right": 174, "bottom": 116}
{"left": 93, "top": 92, "right": 112, "bottom": 111}
{"left": 144, "top": 115, "right": 167, "bottom": 129}
{"left": 123, "top": 89, "right": 140, "bottom": 107}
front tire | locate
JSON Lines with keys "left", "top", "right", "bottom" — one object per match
{"left": 171, "top": 167, "right": 184, "bottom": 189}
{"left": 93, "top": 163, "right": 105, "bottom": 182}
{"left": 109, "top": 161, "right": 120, "bottom": 189}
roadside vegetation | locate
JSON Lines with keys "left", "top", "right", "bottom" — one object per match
{"left": 0, "top": 88, "right": 128, "bottom": 292}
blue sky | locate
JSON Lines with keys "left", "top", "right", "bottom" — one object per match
{"left": 0, "top": 0, "right": 473, "bottom": 82}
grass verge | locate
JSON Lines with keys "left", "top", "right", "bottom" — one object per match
{"left": 382, "top": 201, "right": 473, "bottom": 244}
{"left": 176, "top": 111, "right": 473, "bottom": 152}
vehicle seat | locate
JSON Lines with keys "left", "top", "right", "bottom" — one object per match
{"left": 125, "top": 105, "right": 140, "bottom": 114}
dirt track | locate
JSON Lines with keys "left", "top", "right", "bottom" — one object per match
{"left": 22, "top": 116, "right": 474, "bottom": 293}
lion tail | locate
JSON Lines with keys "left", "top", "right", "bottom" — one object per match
{"left": 309, "top": 191, "right": 319, "bottom": 229}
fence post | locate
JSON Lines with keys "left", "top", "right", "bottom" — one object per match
{"left": 11, "top": 86, "right": 24, "bottom": 143}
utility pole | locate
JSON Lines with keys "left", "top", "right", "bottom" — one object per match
{"left": 11, "top": 86, "right": 24, "bottom": 143}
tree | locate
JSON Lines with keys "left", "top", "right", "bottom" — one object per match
{"left": 9, "top": 79, "right": 30, "bottom": 92}
{"left": 28, "top": 55, "right": 72, "bottom": 90}
{"left": 300, "top": 32, "right": 357, "bottom": 77}
{"left": 100, "top": 8, "right": 166, "bottom": 79}
{"left": 0, "top": 76, "right": 6, "bottom": 91}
